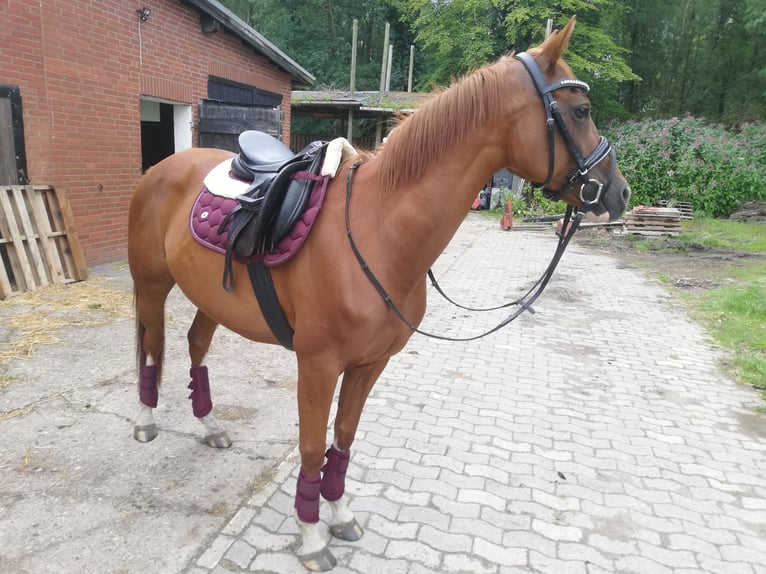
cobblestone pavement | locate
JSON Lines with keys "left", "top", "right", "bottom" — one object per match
{"left": 180, "top": 214, "right": 766, "bottom": 574}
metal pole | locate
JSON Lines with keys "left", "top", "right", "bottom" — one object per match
{"left": 385, "top": 44, "right": 393, "bottom": 92}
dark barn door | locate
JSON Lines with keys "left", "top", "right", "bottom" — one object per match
{"left": 0, "top": 85, "right": 28, "bottom": 185}
{"left": 199, "top": 77, "right": 283, "bottom": 152}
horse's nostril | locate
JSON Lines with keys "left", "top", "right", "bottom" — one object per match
{"left": 623, "top": 185, "right": 632, "bottom": 202}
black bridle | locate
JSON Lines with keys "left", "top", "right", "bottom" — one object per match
{"left": 514, "top": 52, "right": 616, "bottom": 209}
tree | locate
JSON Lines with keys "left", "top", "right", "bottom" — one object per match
{"left": 616, "top": 0, "right": 766, "bottom": 121}
{"left": 220, "top": 0, "right": 414, "bottom": 91}
{"left": 394, "top": 0, "right": 638, "bottom": 121}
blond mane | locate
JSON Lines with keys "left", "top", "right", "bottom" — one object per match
{"left": 377, "top": 55, "right": 515, "bottom": 194}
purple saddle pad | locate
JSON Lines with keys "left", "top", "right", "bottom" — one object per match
{"left": 189, "top": 175, "right": 329, "bottom": 267}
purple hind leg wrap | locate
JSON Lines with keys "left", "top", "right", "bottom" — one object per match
{"left": 188, "top": 365, "right": 213, "bottom": 418}
{"left": 139, "top": 364, "right": 158, "bottom": 408}
{"left": 295, "top": 469, "right": 321, "bottom": 523}
{"left": 320, "top": 446, "right": 350, "bottom": 502}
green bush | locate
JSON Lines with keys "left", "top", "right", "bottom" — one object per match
{"left": 605, "top": 116, "right": 766, "bottom": 217}
{"left": 510, "top": 186, "right": 567, "bottom": 219}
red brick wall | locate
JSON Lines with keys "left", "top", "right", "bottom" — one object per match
{"left": 1, "top": 0, "right": 296, "bottom": 265}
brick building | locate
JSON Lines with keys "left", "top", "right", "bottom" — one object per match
{"left": 0, "top": 0, "right": 313, "bottom": 265}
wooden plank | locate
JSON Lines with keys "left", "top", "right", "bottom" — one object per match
{"left": 12, "top": 186, "right": 49, "bottom": 287}
{"left": 45, "top": 186, "right": 88, "bottom": 281}
{"left": 27, "top": 185, "right": 66, "bottom": 285}
{"left": 0, "top": 186, "right": 36, "bottom": 291}
{"left": 0, "top": 188, "right": 24, "bottom": 294}
{"left": 35, "top": 187, "right": 75, "bottom": 281}
{"left": 0, "top": 248, "right": 12, "bottom": 298}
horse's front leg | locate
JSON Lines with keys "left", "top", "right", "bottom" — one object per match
{"left": 187, "top": 311, "right": 231, "bottom": 448}
{"left": 294, "top": 354, "right": 344, "bottom": 571}
{"left": 323, "top": 359, "right": 389, "bottom": 541}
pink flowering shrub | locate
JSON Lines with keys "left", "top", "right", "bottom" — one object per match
{"left": 605, "top": 116, "right": 766, "bottom": 217}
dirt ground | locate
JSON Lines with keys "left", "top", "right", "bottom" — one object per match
{"left": 572, "top": 227, "right": 766, "bottom": 293}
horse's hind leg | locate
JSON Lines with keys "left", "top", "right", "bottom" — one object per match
{"left": 133, "top": 280, "right": 174, "bottom": 442}
{"left": 187, "top": 310, "right": 231, "bottom": 448}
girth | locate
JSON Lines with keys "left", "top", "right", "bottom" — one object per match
{"left": 219, "top": 131, "right": 330, "bottom": 351}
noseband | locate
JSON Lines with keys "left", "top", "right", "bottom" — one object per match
{"left": 514, "top": 52, "right": 615, "bottom": 208}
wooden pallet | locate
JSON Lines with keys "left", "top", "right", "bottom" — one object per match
{"left": 655, "top": 200, "right": 693, "bottom": 220}
{"left": 625, "top": 207, "right": 682, "bottom": 236}
{"left": 0, "top": 185, "right": 88, "bottom": 299}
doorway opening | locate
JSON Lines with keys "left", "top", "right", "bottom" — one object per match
{"left": 140, "top": 99, "right": 192, "bottom": 171}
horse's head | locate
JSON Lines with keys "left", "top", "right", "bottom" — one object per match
{"left": 509, "top": 17, "right": 630, "bottom": 222}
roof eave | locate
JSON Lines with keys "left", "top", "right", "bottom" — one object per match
{"left": 182, "top": 0, "right": 315, "bottom": 88}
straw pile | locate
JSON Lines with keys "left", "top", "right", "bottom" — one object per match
{"left": 0, "top": 276, "right": 132, "bottom": 365}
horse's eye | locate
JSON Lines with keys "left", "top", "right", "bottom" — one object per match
{"left": 573, "top": 105, "right": 590, "bottom": 120}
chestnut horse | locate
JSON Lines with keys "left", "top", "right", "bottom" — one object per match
{"left": 128, "top": 18, "right": 630, "bottom": 571}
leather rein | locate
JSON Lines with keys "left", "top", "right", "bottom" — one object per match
{"left": 343, "top": 52, "right": 610, "bottom": 341}
{"left": 345, "top": 161, "right": 582, "bottom": 342}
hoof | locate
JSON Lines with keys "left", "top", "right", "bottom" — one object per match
{"left": 204, "top": 430, "right": 232, "bottom": 448}
{"left": 330, "top": 519, "right": 363, "bottom": 541}
{"left": 299, "top": 547, "right": 337, "bottom": 571}
{"left": 133, "top": 423, "right": 158, "bottom": 442}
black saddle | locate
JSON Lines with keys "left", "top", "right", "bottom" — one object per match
{"left": 231, "top": 130, "right": 303, "bottom": 176}
{"left": 219, "top": 131, "right": 327, "bottom": 291}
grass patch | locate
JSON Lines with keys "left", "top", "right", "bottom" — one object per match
{"left": 689, "top": 262, "right": 766, "bottom": 399}
{"left": 679, "top": 218, "right": 766, "bottom": 251}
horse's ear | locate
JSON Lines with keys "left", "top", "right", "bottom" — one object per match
{"left": 536, "top": 15, "right": 576, "bottom": 71}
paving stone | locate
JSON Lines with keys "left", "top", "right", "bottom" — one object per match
{"left": 417, "top": 524, "right": 472, "bottom": 553}
{"left": 529, "top": 551, "right": 587, "bottom": 574}
{"left": 441, "top": 553, "right": 498, "bottom": 574}
{"left": 366, "top": 514, "right": 419, "bottom": 540}
{"left": 241, "top": 525, "right": 294, "bottom": 552}
{"left": 196, "top": 535, "right": 234, "bottom": 569}
{"left": 386, "top": 539, "right": 441, "bottom": 569}
{"left": 473, "top": 538, "right": 527, "bottom": 567}
{"left": 222, "top": 539, "right": 257, "bottom": 569}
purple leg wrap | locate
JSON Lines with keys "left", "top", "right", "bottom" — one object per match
{"left": 188, "top": 365, "right": 213, "bottom": 418}
{"left": 320, "top": 446, "right": 350, "bottom": 502}
{"left": 139, "top": 364, "right": 158, "bottom": 408}
{"left": 295, "top": 469, "right": 321, "bottom": 523}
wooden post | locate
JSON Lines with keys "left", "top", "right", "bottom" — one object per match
{"left": 379, "top": 23, "right": 390, "bottom": 103}
{"left": 407, "top": 45, "right": 414, "bottom": 92}
{"left": 348, "top": 19, "right": 358, "bottom": 142}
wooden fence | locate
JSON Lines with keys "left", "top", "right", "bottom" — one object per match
{"left": 0, "top": 185, "right": 87, "bottom": 299}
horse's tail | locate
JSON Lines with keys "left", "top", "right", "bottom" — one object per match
{"left": 134, "top": 285, "right": 163, "bottom": 385}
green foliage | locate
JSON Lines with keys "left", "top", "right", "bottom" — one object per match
{"left": 220, "top": 0, "right": 766, "bottom": 126}
{"left": 509, "top": 186, "right": 568, "bottom": 218}
{"left": 616, "top": 0, "right": 766, "bottom": 121}
{"left": 393, "top": 0, "right": 638, "bottom": 119}
{"left": 220, "top": 0, "right": 414, "bottom": 91}
{"left": 391, "top": 0, "right": 507, "bottom": 87}
{"left": 606, "top": 116, "right": 766, "bottom": 216}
